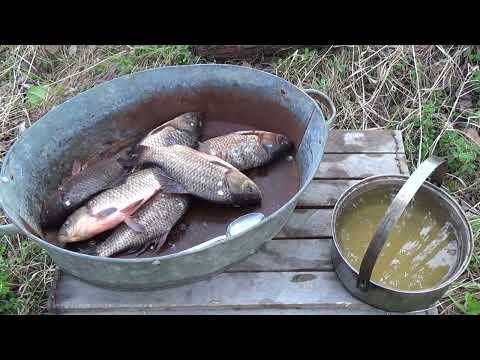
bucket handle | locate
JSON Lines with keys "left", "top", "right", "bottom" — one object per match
{"left": 304, "top": 89, "right": 336, "bottom": 125}
{"left": 357, "top": 156, "right": 448, "bottom": 291}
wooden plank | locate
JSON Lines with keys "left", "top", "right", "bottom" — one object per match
{"left": 53, "top": 307, "right": 436, "bottom": 315}
{"left": 276, "top": 209, "right": 333, "bottom": 238}
{"left": 51, "top": 271, "right": 433, "bottom": 315}
{"left": 226, "top": 239, "right": 332, "bottom": 272}
{"left": 325, "top": 130, "right": 405, "bottom": 154}
{"left": 51, "top": 271, "right": 386, "bottom": 314}
{"left": 316, "top": 153, "right": 409, "bottom": 179}
{"left": 297, "top": 179, "right": 360, "bottom": 207}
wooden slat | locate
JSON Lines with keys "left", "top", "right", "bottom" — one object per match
{"left": 325, "top": 130, "right": 405, "bottom": 153}
{"left": 51, "top": 271, "right": 434, "bottom": 315}
{"left": 316, "top": 153, "right": 409, "bottom": 179}
{"left": 276, "top": 209, "right": 333, "bottom": 238}
{"left": 297, "top": 179, "right": 360, "bottom": 207}
{"left": 67, "top": 309, "right": 389, "bottom": 315}
{"left": 226, "top": 239, "right": 332, "bottom": 272}
{"left": 51, "top": 271, "right": 386, "bottom": 314}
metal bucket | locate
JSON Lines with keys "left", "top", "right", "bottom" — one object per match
{"left": 0, "top": 64, "right": 333, "bottom": 289}
{"left": 331, "top": 156, "right": 474, "bottom": 312}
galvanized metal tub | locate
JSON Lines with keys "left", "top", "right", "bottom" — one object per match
{"left": 0, "top": 64, "right": 332, "bottom": 289}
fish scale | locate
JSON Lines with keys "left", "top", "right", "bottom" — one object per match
{"left": 134, "top": 144, "right": 261, "bottom": 206}
{"left": 203, "top": 134, "right": 267, "bottom": 170}
{"left": 88, "top": 168, "right": 163, "bottom": 213}
{"left": 142, "top": 145, "right": 234, "bottom": 203}
{"left": 42, "top": 145, "right": 134, "bottom": 227}
{"left": 140, "top": 126, "right": 198, "bottom": 149}
{"left": 97, "top": 192, "right": 190, "bottom": 257}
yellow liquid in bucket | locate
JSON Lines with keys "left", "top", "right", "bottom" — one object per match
{"left": 337, "top": 188, "right": 459, "bottom": 291}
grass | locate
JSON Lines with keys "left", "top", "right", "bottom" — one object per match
{"left": 0, "top": 45, "right": 479, "bottom": 314}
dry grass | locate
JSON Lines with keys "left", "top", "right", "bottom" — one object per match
{"left": 0, "top": 45, "right": 479, "bottom": 314}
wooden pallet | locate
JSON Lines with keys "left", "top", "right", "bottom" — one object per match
{"left": 48, "top": 130, "right": 438, "bottom": 315}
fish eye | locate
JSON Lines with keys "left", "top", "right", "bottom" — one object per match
{"left": 190, "top": 122, "right": 195, "bottom": 127}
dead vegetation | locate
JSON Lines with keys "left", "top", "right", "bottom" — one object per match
{"left": 0, "top": 45, "right": 478, "bottom": 314}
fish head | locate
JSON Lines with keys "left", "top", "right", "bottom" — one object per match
{"left": 226, "top": 171, "right": 262, "bottom": 206}
{"left": 260, "top": 132, "right": 293, "bottom": 160}
{"left": 172, "top": 112, "right": 205, "bottom": 136}
{"left": 57, "top": 207, "right": 99, "bottom": 244}
{"left": 42, "top": 191, "right": 68, "bottom": 227}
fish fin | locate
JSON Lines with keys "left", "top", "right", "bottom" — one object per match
{"left": 147, "top": 121, "right": 172, "bottom": 136}
{"left": 196, "top": 152, "right": 237, "bottom": 170}
{"left": 124, "top": 216, "right": 146, "bottom": 233}
{"left": 233, "top": 130, "right": 259, "bottom": 136}
{"left": 117, "top": 157, "right": 138, "bottom": 169}
{"left": 117, "top": 145, "right": 153, "bottom": 169}
{"left": 71, "top": 160, "right": 82, "bottom": 176}
{"left": 120, "top": 199, "right": 145, "bottom": 215}
{"left": 135, "top": 243, "right": 152, "bottom": 256}
{"left": 197, "top": 141, "right": 212, "bottom": 154}
{"left": 76, "top": 240, "right": 98, "bottom": 256}
{"left": 155, "top": 170, "right": 189, "bottom": 194}
{"left": 209, "top": 159, "right": 237, "bottom": 171}
{"left": 119, "top": 243, "right": 147, "bottom": 256}
{"left": 152, "top": 231, "right": 171, "bottom": 252}
{"left": 94, "top": 207, "right": 117, "bottom": 218}
{"left": 104, "top": 172, "right": 131, "bottom": 189}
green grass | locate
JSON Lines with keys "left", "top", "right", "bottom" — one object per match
{"left": 113, "top": 45, "right": 199, "bottom": 75}
{"left": 404, "top": 98, "right": 479, "bottom": 181}
{"left": 438, "top": 131, "right": 480, "bottom": 177}
{"left": 0, "top": 231, "right": 54, "bottom": 314}
{"left": 465, "top": 47, "right": 480, "bottom": 65}
{"left": 0, "top": 243, "right": 19, "bottom": 313}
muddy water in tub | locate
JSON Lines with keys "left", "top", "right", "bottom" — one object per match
{"left": 43, "top": 88, "right": 303, "bottom": 258}
{"left": 336, "top": 188, "right": 459, "bottom": 291}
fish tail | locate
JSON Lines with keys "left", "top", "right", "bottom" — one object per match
{"left": 117, "top": 144, "right": 154, "bottom": 169}
{"left": 76, "top": 240, "right": 98, "bottom": 256}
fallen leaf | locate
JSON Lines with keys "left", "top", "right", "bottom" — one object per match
{"left": 68, "top": 45, "right": 78, "bottom": 56}
{"left": 26, "top": 85, "right": 48, "bottom": 106}
{"left": 464, "top": 127, "right": 480, "bottom": 146}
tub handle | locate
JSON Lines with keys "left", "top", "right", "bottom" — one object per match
{"left": 0, "top": 204, "right": 22, "bottom": 235}
{"left": 357, "top": 156, "right": 448, "bottom": 291}
{"left": 304, "top": 89, "right": 336, "bottom": 125}
{"left": 0, "top": 223, "right": 21, "bottom": 235}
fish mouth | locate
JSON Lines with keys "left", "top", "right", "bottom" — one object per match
{"left": 58, "top": 232, "right": 90, "bottom": 244}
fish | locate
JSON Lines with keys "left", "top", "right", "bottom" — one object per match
{"left": 96, "top": 192, "right": 190, "bottom": 257}
{"left": 198, "top": 130, "right": 293, "bottom": 171}
{"left": 119, "top": 144, "right": 262, "bottom": 207}
{"left": 41, "top": 139, "right": 139, "bottom": 228}
{"left": 57, "top": 167, "right": 164, "bottom": 244}
{"left": 139, "top": 112, "right": 205, "bottom": 149}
